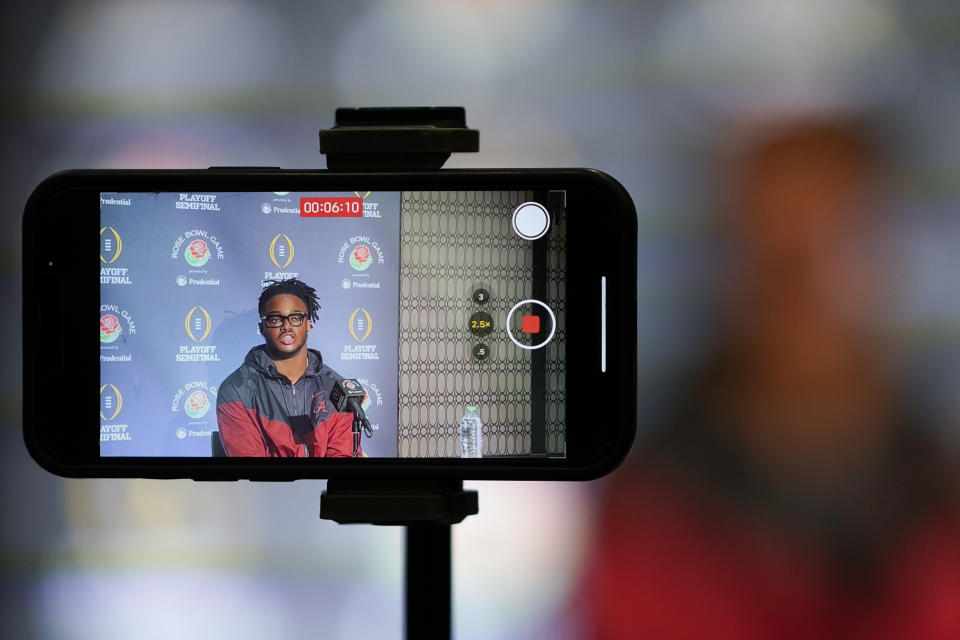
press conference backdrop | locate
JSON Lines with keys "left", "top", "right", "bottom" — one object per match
{"left": 99, "top": 191, "right": 402, "bottom": 457}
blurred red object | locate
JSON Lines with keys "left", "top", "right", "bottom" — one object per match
{"left": 579, "top": 463, "right": 960, "bottom": 640}
{"left": 576, "top": 119, "right": 960, "bottom": 640}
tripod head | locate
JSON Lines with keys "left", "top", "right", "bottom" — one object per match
{"left": 319, "top": 106, "right": 479, "bottom": 170}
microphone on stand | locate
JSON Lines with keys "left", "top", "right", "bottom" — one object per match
{"left": 330, "top": 378, "right": 373, "bottom": 438}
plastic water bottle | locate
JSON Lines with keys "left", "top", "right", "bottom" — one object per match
{"left": 459, "top": 406, "right": 483, "bottom": 458}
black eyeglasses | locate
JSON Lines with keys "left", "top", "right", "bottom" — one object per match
{"left": 261, "top": 313, "right": 307, "bottom": 328}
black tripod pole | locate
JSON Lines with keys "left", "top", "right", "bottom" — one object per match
{"left": 406, "top": 523, "right": 452, "bottom": 638}
{"left": 320, "top": 479, "right": 478, "bottom": 640}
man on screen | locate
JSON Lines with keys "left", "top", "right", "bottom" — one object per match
{"left": 216, "top": 278, "right": 358, "bottom": 457}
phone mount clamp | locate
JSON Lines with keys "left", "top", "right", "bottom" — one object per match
{"left": 318, "top": 106, "right": 479, "bottom": 171}
{"left": 318, "top": 107, "right": 480, "bottom": 640}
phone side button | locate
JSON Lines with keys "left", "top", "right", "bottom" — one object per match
{"left": 207, "top": 166, "right": 282, "bottom": 171}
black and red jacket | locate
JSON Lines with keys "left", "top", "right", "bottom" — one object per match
{"left": 216, "top": 346, "right": 357, "bottom": 457}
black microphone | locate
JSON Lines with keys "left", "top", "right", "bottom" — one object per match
{"left": 330, "top": 378, "right": 373, "bottom": 438}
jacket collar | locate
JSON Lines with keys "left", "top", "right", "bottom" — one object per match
{"left": 244, "top": 345, "right": 324, "bottom": 381}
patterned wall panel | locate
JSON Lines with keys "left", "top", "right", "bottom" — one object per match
{"left": 398, "top": 190, "right": 565, "bottom": 458}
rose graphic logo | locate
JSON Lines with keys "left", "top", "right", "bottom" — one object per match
{"left": 185, "top": 239, "right": 210, "bottom": 267}
{"left": 100, "top": 314, "right": 121, "bottom": 343}
{"left": 361, "top": 389, "right": 372, "bottom": 412}
{"left": 350, "top": 244, "right": 372, "bottom": 271}
{"left": 184, "top": 390, "right": 210, "bottom": 419}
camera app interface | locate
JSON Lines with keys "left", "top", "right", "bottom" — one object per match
{"left": 100, "top": 190, "right": 566, "bottom": 458}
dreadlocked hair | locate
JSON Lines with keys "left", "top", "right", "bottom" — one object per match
{"left": 258, "top": 278, "right": 321, "bottom": 324}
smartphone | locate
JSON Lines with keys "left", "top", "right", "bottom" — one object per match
{"left": 22, "top": 168, "right": 637, "bottom": 480}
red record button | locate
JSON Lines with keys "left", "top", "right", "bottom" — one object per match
{"left": 521, "top": 315, "right": 541, "bottom": 334}
{"left": 300, "top": 197, "right": 363, "bottom": 217}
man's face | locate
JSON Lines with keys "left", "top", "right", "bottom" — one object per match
{"left": 261, "top": 293, "right": 311, "bottom": 359}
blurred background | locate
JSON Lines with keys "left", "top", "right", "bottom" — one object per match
{"left": 3, "top": 1, "right": 960, "bottom": 638}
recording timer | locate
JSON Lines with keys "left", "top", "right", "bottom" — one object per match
{"left": 300, "top": 196, "right": 363, "bottom": 217}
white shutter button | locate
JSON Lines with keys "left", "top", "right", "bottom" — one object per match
{"left": 511, "top": 202, "right": 550, "bottom": 240}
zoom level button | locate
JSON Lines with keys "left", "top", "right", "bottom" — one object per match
{"left": 469, "top": 311, "right": 493, "bottom": 336}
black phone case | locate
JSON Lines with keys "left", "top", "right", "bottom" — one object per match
{"left": 23, "top": 168, "right": 637, "bottom": 480}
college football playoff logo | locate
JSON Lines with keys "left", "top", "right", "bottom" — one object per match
{"left": 99, "top": 384, "right": 123, "bottom": 421}
{"left": 99, "top": 227, "right": 123, "bottom": 263}
{"left": 184, "top": 306, "right": 212, "bottom": 342}
{"left": 348, "top": 308, "right": 373, "bottom": 342}
{"left": 269, "top": 234, "right": 295, "bottom": 269}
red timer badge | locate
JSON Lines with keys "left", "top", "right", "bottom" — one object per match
{"left": 300, "top": 196, "right": 363, "bottom": 217}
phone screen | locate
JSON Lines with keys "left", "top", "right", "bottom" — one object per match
{"left": 99, "top": 189, "right": 566, "bottom": 459}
